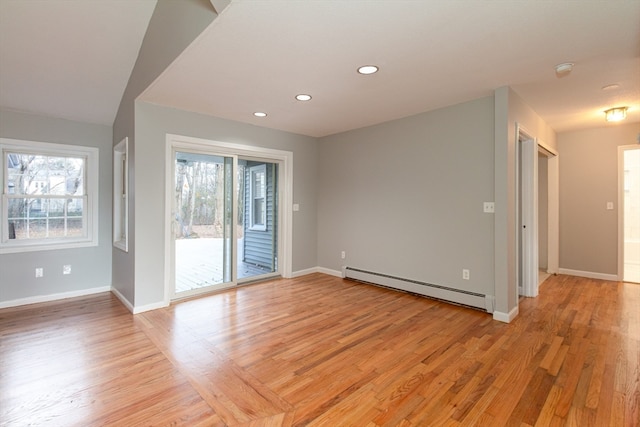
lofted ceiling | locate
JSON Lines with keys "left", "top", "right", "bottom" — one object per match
{"left": 0, "top": 0, "right": 157, "bottom": 126}
{"left": 1, "top": 0, "right": 639, "bottom": 137}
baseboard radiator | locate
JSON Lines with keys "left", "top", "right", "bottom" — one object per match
{"left": 343, "top": 266, "right": 495, "bottom": 313}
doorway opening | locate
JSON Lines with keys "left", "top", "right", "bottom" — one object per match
{"left": 516, "top": 124, "right": 559, "bottom": 298}
{"left": 619, "top": 145, "right": 640, "bottom": 283}
{"left": 538, "top": 151, "right": 551, "bottom": 286}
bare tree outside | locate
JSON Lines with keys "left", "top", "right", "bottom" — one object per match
{"left": 6, "top": 153, "right": 84, "bottom": 240}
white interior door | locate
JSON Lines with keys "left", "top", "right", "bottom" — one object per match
{"left": 520, "top": 138, "right": 539, "bottom": 297}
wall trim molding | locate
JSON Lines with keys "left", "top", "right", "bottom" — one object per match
{"left": 317, "top": 267, "right": 343, "bottom": 278}
{"left": 110, "top": 287, "right": 134, "bottom": 312}
{"left": 558, "top": 268, "right": 618, "bottom": 282}
{"left": 291, "top": 267, "right": 343, "bottom": 278}
{"left": 0, "top": 285, "right": 111, "bottom": 309}
{"left": 493, "top": 305, "right": 519, "bottom": 323}
{"left": 132, "top": 300, "right": 169, "bottom": 314}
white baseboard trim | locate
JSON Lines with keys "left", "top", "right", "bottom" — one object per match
{"left": 317, "top": 267, "right": 343, "bottom": 278}
{"left": 110, "top": 287, "right": 134, "bottom": 313}
{"left": 558, "top": 268, "right": 619, "bottom": 282}
{"left": 111, "top": 286, "right": 169, "bottom": 315}
{"left": 0, "top": 285, "right": 111, "bottom": 310}
{"left": 493, "top": 305, "right": 519, "bottom": 323}
{"left": 132, "top": 300, "right": 169, "bottom": 314}
{"left": 111, "top": 287, "right": 169, "bottom": 315}
{"left": 291, "top": 267, "right": 320, "bottom": 278}
{"left": 291, "top": 266, "right": 343, "bottom": 278}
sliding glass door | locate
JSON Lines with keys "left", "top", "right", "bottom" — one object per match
{"left": 171, "top": 148, "right": 281, "bottom": 299}
{"left": 173, "top": 151, "right": 233, "bottom": 297}
{"left": 237, "top": 159, "right": 278, "bottom": 280}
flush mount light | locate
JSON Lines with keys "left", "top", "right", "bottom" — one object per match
{"left": 604, "top": 107, "right": 627, "bottom": 122}
{"left": 295, "top": 94, "right": 312, "bottom": 101}
{"left": 554, "top": 62, "right": 574, "bottom": 76}
{"left": 357, "top": 65, "right": 378, "bottom": 75}
{"left": 253, "top": 112, "right": 267, "bottom": 118}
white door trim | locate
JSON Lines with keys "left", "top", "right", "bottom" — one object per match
{"left": 546, "top": 152, "right": 559, "bottom": 275}
{"left": 618, "top": 145, "right": 640, "bottom": 281}
{"left": 163, "top": 134, "right": 293, "bottom": 305}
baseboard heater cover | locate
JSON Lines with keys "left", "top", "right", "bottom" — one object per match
{"left": 343, "top": 266, "right": 495, "bottom": 313}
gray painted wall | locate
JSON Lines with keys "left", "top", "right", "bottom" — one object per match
{"left": 558, "top": 123, "right": 640, "bottom": 275}
{"left": 134, "top": 101, "right": 318, "bottom": 307}
{"left": 112, "top": 0, "right": 217, "bottom": 306}
{"left": 317, "top": 96, "right": 496, "bottom": 296}
{"left": 0, "top": 109, "right": 112, "bottom": 302}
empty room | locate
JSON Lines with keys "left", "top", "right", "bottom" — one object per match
{"left": 1, "top": 1, "right": 639, "bottom": 426}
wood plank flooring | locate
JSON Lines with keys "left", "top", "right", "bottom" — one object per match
{"left": 1, "top": 274, "right": 638, "bottom": 426}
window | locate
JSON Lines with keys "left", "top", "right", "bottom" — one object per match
{"left": 1, "top": 138, "right": 99, "bottom": 254}
{"left": 113, "top": 137, "right": 128, "bottom": 252}
{"left": 249, "top": 164, "right": 266, "bottom": 230}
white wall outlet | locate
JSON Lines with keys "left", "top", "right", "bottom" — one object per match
{"left": 462, "top": 269, "right": 470, "bottom": 280}
{"left": 483, "top": 202, "right": 495, "bottom": 213}
{"left": 341, "top": 251, "right": 346, "bottom": 259}
{"left": 63, "top": 265, "right": 71, "bottom": 275}
{"left": 35, "top": 268, "right": 43, "bottom": 278}
{"left": 606, "top": 202, "right": 614, "bottom": 210}
{"left": 293, "top": 204, "right": 300, "bottom": 212}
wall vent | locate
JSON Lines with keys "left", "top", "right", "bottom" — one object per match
{"left": 343, "top": 266, "right": 494, "bottom": 313}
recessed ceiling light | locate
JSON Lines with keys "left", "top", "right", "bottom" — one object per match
{"left": 253, "top": 112, "right": 267, "bottom": 118}
{"left": 357, "top": 65, "right": 379, "bottom": 75}
{"left": 295, "top": 94, "right": 312, "bottom": 101}
{"left": 601, "top": 84, "right": 620, "bottom": 91}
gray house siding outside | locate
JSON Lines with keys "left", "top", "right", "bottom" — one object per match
{"left": 243, "top": 161, "right": 277, "bottom": 270}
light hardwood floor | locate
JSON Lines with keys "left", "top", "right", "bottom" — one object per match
{"left": 1, "top": 274, "right": 638, "bottom": 426}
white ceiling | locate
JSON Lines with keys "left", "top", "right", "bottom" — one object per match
{"left": 1, "top": 0, "right": 639, "bottom": 137}
{"left": 0, "top": 0, "right": 157, "bottom": 126}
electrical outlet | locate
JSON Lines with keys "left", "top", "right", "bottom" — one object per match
{"left": 483, "top": 202, "right": 495, "bottom": 213}
{"left": 35, "top": 268, "right": 43, "bottom": 278}
{"left": 462, "top": 269, "right": 470, "bottom": 280}
{"left": 63, "top": 265, "right": 71, "bottom": 275}
{"left": 341, "top": 251, "right": 346, "bottom": 259}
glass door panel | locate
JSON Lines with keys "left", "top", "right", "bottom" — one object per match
{"left": 173, "top": 151, "right": 234, "bottom": 296}
{"left": 236, "top": 159, "right": 278, "bottom": 281}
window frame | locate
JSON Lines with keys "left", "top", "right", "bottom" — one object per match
{"left": 113, "top": 137, "right": 128, "bottom": 252}
{"left": 0, "top": 138, "right": 99, "bottom": 254}
{"left": 249, "top": 164, "right": 267, "bottom": 231}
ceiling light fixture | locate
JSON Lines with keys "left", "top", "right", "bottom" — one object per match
{"left": 357, "top": 65, "right": 378, "bottom": 75}
{"left": 604, "top": 107, "right": 627, "bottom": 122}
{"left": 295, "top": 94, "right": 312, "bottom": 101}
{"left": 253, "top": 112, "right": 267, "bottom": 118}
{"left": 554, "top": 62, "right": 574, "bottom": 76}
